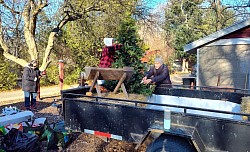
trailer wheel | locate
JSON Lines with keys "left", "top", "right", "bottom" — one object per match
{"left": 146, "top": 135, "right": 196, "bottom": 152}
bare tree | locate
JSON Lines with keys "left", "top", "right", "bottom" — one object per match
{"left": 0, "top": 0, "right": 144, "bottom": 70}
{"left": 138, "top": 2, "right": 174, "bottom": 63}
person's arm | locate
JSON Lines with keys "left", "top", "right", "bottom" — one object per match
{"left": 151, "top": 66, "right": 170, "bottom": 83}
{"left": 107, "top": 46, "right": 115, "bottom": 55}
{"left": 142, "top": 66, "right": 154, "bottom": 84}
{"left": 36, "top": 68, "right": 42, "bottom": 79}
{"left": 145, "top": 66, "right": 154, "bottom": 79}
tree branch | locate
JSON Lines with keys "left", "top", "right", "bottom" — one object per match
{"left": 0, "top": 0, "right": 21, "bottom": 14}
{"left": 40, "top": 15, "right": 71, "bottom": 70}
{"left": 30, "top": 1, "right": 48, "bottom": 35}
{"left": 23, "top": 1, "right": 38, "bottom": 60}
{"left": 0, "top": 16, "right": 28, "bottom": 66}
{"left": 32, "top": 2, "right": 48, "bottom": 16}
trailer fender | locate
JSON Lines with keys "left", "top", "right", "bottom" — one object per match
{"left": 146, "top": 134, "right": 196, "bottom": 152}
{"left": 134, "top": 128, "right": 166, "bottom": 150}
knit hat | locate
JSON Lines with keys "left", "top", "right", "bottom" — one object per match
{"left": 28, "top": 60, "right": 37, "bottom": 67}
{"left": 154, "top": 57, "right": 163, "bottom": 64}
{"left": 104, "top": 38, "right": 113, "bottom": 46}
{"left": 30, "top": 60, "right": 37, "bottom": 65}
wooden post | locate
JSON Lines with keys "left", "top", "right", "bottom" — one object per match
{"left": 37, "top": 60, "right": 41, "bottom": 101}
{"left": 245, "top": 71, "right": 249, "bottom": 90}
{"left": 59, "top": 60, "right": 64, "bottom": 90}
{"left": 37, "top": 79, "right": 41, "bottom": 101}
{"left": 217, "top": 74, "right": 221, "bottom": 86}
{"left": 37, "top": 70, "right": 46, "bottom": 101}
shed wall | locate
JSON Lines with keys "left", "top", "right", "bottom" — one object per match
{"left": 199, "top": 44, "right": 250, "bottom": 89}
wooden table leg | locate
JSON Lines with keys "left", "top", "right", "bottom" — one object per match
{"left": 121, "top": 83, "right": 128, "bottom": 99}
{"left": 89, "top": 71, "right": 99, "bottom": 92}
{"left": 113, "top": 73, "right": 129, "bottom": 98}
{"left": 113, "top": 73, "right": 127, "bottom": 93}
{"left": 95, "top": 83, "right": 102, "bottom": 97}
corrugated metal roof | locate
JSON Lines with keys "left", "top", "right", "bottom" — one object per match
{"left": 184, "top": 19, "right": 250, "bottom": 52}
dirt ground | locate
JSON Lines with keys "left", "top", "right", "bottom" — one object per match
{"left": 0, "top": 93, "right": 148, "bottom": 152}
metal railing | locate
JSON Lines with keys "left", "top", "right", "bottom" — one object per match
{"left": 63, "top": 93, "right": 250, "bottom": 118}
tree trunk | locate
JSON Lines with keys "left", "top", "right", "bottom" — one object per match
{"left": 182, "top": 58, "right": 189, "bottom": 73}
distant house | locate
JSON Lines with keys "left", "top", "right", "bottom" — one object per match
{"left": 184, "top": 19, "right": 250, "bottom": 90}
{"left": 140, "top": 50, "right": 160, "bottom": 63}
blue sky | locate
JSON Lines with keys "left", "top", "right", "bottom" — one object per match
{"left": 148, "top": 0, "right": 166, "bottom": 8}
{"left": 153, "top": 0, "right": 166, "bottom": 5}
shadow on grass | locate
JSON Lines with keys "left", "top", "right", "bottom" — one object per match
{"left": 0, "top": 96, "right": 59, "bottom": 111}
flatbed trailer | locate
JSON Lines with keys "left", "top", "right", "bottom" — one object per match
{"left": 62, "top": 86, "right": 250, "bottom": 152}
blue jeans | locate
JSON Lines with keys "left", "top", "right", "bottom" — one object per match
{"left": 24, "top": 91, "right": 37, "bottom": 108}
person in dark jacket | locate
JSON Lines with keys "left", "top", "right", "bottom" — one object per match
{"left": 22, "top": 60, "right": 41, "bottom": 110}
{"left": 142, "top": 57, "right": 172, "bottom": 87}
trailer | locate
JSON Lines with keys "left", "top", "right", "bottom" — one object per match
{"left": 61, "top": 86, "right": 250, "bottom": 152}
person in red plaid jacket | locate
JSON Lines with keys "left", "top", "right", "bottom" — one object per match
{"left": 99, "top": 38, "right": 121, "bottom": 68}
{"left": 97, "top": 38, "right": 121, "bottom": 88}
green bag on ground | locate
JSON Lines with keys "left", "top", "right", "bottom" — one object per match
{"left": 40, "top": 121, "right": 70, "bottom": 150}
{"left": 0, "top": 126, "right": 7, "bottom": 135}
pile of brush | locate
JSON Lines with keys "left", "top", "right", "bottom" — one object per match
{"left": 241, "top": 96, "right": 250, "bottom": 121}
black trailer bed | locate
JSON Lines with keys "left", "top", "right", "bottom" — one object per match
{"left": 62, "top": 87, "right": 250, "bottom": 151}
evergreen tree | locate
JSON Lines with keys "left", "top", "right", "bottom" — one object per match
{"left": 110, "top": 16, "right": 153, "bottom": 95}
{"left": 164, "top": 0, "right": 236, "bottom": 60}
